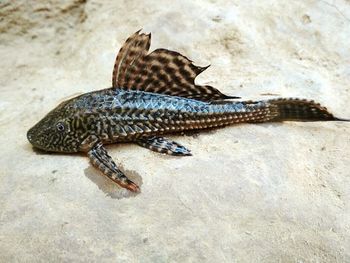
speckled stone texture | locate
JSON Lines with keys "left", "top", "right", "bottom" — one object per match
{"left": 0, "top": 0, "right": 349, "bottom": 262}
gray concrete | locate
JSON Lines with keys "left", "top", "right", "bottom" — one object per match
{"left": 1, "top": 0, "right": 349, "bottom": 262}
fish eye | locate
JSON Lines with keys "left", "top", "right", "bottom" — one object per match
{"left": 56, "top": 122, "right": 65, "bottom": 132}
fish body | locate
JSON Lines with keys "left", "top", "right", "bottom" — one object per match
{"left": 27, "top": 31, "right": 348, "bottom": 192}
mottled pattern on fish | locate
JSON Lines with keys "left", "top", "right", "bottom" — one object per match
{"left": 27, "top": 31, "right": 348, "bottom": 192}
{"left": 70, "top": 89, "right": 272, "bottom": 141}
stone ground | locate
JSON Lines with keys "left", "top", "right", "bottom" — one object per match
{"left": 0, "top": 0, "right": 350, "bottom": 262}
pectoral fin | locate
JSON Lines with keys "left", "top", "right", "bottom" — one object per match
{"left": 137, "top": 136, "right": 192, "bottom": 156}
{"left": 88, "top": 142, "right": 140, "bottom": 192}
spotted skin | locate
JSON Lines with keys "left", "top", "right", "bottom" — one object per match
{"left": 112, "top": 31, "right": 240, "bottom": 102}
{"left": 137, "top": 136, "right": 192, "bottom": 156}
{"left": 88, "top": 142, "right": 139, "bottom": 192}
{"left": 27, "top": 31, "right": 348, "bottom": 192}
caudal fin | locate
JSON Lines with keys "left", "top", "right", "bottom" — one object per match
{"left": 268, "top": 98, "right": 349, "bottom": 122}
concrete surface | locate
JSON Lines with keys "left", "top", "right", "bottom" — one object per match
{"left": 0, "top": 0, "right": 350, "bottom": 262}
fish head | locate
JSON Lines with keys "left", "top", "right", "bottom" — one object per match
{"left": 27, "top": 101, "right": 81, "bottom": 153}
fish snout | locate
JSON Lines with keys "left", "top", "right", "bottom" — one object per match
{"left": 27, "top": 128, "right": 35, "bottom": 145}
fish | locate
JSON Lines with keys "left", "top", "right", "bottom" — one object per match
{"left": 27, "top": 31, "right": 349, "bottom": 192}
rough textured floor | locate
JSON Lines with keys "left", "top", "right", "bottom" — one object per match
{"left": 1, "top": 0, "right": 350, "bottom": 262}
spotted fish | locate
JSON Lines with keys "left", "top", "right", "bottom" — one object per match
{"left": 27, "top": 31, "right": 348, "bottom": 192}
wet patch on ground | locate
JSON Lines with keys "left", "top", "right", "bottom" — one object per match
{"left": 84, "top": 165, "right": 143, "bottom": 199}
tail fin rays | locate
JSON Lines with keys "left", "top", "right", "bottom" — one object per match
{"left": 268, "top": 98, "right": 348, "bottom": 122}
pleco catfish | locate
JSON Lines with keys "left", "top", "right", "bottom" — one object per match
{"left": 27, "top": 31, "right": 349, "bottom": 192}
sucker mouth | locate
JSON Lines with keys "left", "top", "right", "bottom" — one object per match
{"left": 32, "top": 146, "right": 51, "bottom": 154}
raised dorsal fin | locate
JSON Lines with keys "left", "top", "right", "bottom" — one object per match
{"left": 112, "top": 31, "right": 239, "bottom": 102}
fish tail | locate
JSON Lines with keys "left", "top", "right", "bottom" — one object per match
{"left": 268, "top": 98, "right": 349, "bottom": 122}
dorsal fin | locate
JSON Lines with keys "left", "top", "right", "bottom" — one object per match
{"left": 112, "top": 31, "right": 239, "bottom": 102}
